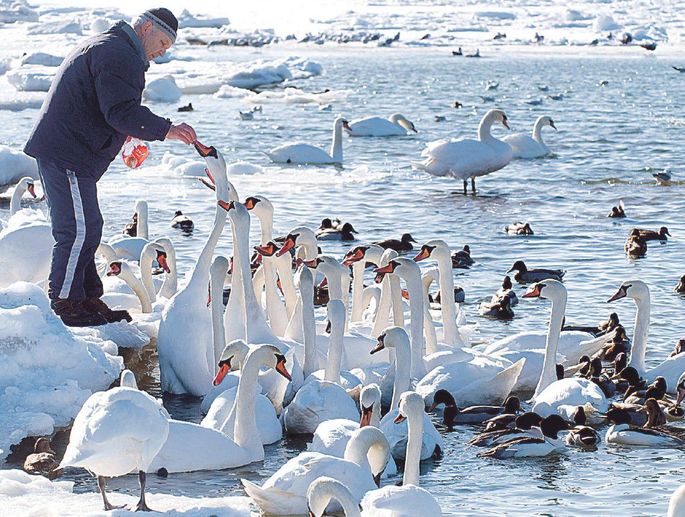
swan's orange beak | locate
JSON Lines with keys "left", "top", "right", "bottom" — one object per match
{"left": 276, "top": 235, "right": 296, "bottom": 257}
{"left": 275, "top": 354, "right": 291, "bottom": 381}
{"left": 244, "top": 197, "right": 260, "bottom": 210}
{"left": 360, "top": 405, "right": 373, "bottom": 427}
{"left": 194, "top": 140, "right": 217, "bottom": 159}
{"left": 373, "top": 263, "right": 394, "bottom": 283}
{"left": 107, "top": 262, "right": 122, "bottom": 276}
{"left": 393, "top": 413, "right": 407, "bottom": 424}
{"left": 213, "top": 362, "right": 231, "bottom": 386}
{"left": 156, "top": 251, "right": 170, "bottom": 273}
{"left": 218, "top": 200, "right": 234, "bottom": 211}
{"left": 342, "top": 247, "right": 366, "bottom": 266}
{"left": 413, "top": 246, "right": 431, "bottom": 262}
{"left": 607, "top": 285, "right": 628, "bottom": 303}
{"left": 255, "top": 242, "right": 278, "bottom": 257}
{"left": 523, "top": 283, "right": 543, "bottom": 298}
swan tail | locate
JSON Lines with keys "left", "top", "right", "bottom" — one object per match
{"left": 411, "top": 161, "right": 427, "bottom": 171}
{"left": 241, "top": 479, "right": 302, "bottom": 514}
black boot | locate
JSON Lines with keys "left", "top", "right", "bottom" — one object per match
{"left": 51, "top": 299, "right": 108, "bottom": 327}
{"left": 84, "top": 297, "right": 132, "bottom": 323}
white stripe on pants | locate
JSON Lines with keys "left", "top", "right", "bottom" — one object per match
{"left": 59, "top": 170, "right": 86, "bottom": 299}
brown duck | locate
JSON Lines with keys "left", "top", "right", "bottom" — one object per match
{"left": 374, "top": 233, "right": 417, "bottom": 252}
{"left": 505, "top": 222, "right": 534, "bottom": 235}
{"left": 625, "top": 229, "right": 647, "bottom": 258}
{"left": 634, "top": 226, "right": 670, "bottom": 241}
{"left": 23, "top": 437, "right": 62, "bottom": 479}
{"left": 607, "top": 200, "right": 626, "bottom": 218}
{"left": 451, "top": 245, "right": 474, "bottom": 268}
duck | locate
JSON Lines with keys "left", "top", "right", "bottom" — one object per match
{"left": 360, "top": 392, "right": 443, "bottom": 516}
{"left": 507, "top": 260, "right": 564, "bottom": 283}
{"left": 480, "top": 414, "right": 570, "bottom": 458}
{"left": 431, "top": 389, "right": 520, "bottom": 426}
{"left": 157, "top": 141, "right": 234, "bottom": 396}
{"left": 608, "top": 200, "right": 626, "bottom": 218}
{"left": 608, "top": 280, "right": 685, "bottom": 392}
{"left": 503, "top": 115, "right": 556, "bottom": 159}
{"left": 675, "top": 276, "right": 685, "bottom": 294}
{"left": 492, "top": 276, "right": 518, "bottom": 306}
{"left": 653, "top": 170, "right": 672, "bottom": 185}
{"left": 23, "top": 437, "right": 62, "bottom": 479}
{"left": 589, "top": 358, "right": 617, "bottom": 397}
{"left": 265, "top": 116, "right": 350, "bottom": 165}
{"left": 465, "top": 48, "right": 481, "bottom": 58}
{"left": 624, "top": 377, "right": 667, "bottom": 405}
{"left": 479, "top": 295, "right": 515, "bottom": 320}
{"left": 468, "top": 412, "right": 544, "bottom": 447}
{"left": 564, "top": 406, "right": 600, "bottom": 447}
{"left": 505, "top": 222, "right": 534, "bottom": 235}
{"left": 241, "top": 426, "right": 390, "bottom": 516}
{"left": 374, "top": 233, "right": 416, "bottom": 252}
{"left": 452, "top": 47, "right": 463, "bottom": 56}
{"left": 317, "top": 222, "right": 358, "bottom": 241}
{"left": 122, "top": 212, "right": 138, "bottom": 237}
{"left": 562, "top": 312, "right": 620, "bottom": 337}
{"left": 170, "top": 210, "right": 193, "bottom": 231}
{"left": 634, "top": 226, "right": 670, "bottom": 241}
{"left": 59, "top": 370, "right": 169, "bottom": 511}
{"left": 670, "top": 339, "right": 685, "bottom": 358}
{"left": 415, "top": 108, "right": 513, "bottom": 194}
{"left": 177, "top": 102, "right": 193, "bottom": 112}
{"left": 605, "top": 407, "right": 685, "bottom": 446}
{"left": 625, "top": 229, "right": 647, "bottom": 258}
{"left": 345, "top": 113, "right": 417, "bottom": 137}
{"left": 451, "top": 245, "right": 474, "bottom": 268}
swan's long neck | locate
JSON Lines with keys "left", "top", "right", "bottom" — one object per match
{"left": 404, "top": 406, "right": 424, "bottom": 487}
{"left": 391, "top": 338, "right": 412, "bottom": 411}
{"left": 532, "top": 118, "right": 546, "bottom": 144}
{"left": 533, "top": 290, "right": 567, "bottom": 397}
{"left": 139, "top": 249, "right": 157, "bottom": 304}
{"left": 436, "top": 251, "right": 460, "bottom": 346}
{"left": 630, "top": 294, "right": 650, "bottom": 375}
{"left": 478, "top": 113, "right": 495, "bottom": 142}
{"left": 210, "top": 256, "right": 229, "bottom": 366}
{"left": 122, "top": 268, "right": 152, "bottom": 313}
{"left": 371, "top": 275, "right": 393, "bottom": 338}
{"left": 390, "top": 274, "right": 404, "bottom": 328}
{"left": 300, "top": 269, "right": 318, "bottom": 378}
{"left": 330, "top": 122, "right": 343, "bottom": 163}
{"left": 158, "top": 241, "right": 177, "bottom": 299}
{"left": 233, "top": 351, "right": 264, "bottom": 460}
{"left": 402, "top": 272, "right": 427, "bottom": 379}
{"left": 137, "top": 203, "right": 149, "bottom": 240}
{"left": 258, "top": 215, "right": 288, "bottom": 336}
{"left": 274, "top": 253, "right": 298, "bottom": 319}
{"left": 422, "top": 274, "right": 438, "bottom": 355}
{"left": 325, "top": 314, "right": 344, "bottom": 384}
{"left": 9, "top": 182, "right": 27, "bottom": 216}
{"left": 188, "top": 205, "right": 227, "bottom": 296}
{"left": 313, "top": 483, "right": 362, "bottom": 517}
{"left": 350, "top": 261, "right": 366, "bottom": 323}
{"left": 371, "top": 398, "right": 381, "bottom": 428}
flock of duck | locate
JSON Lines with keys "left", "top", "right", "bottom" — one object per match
{"left": 259, "top": 108, "right": 556, "bottom": 195}
{"left": 7, "top": 134, "right": 685, "bottom": 514}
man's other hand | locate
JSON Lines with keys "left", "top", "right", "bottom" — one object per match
{"left": 166, "top": 122, "right": 197, "bottom": 144}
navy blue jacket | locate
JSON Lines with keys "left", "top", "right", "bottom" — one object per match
{"left": 24, "top": 21, "right": 171, "bottom": 180}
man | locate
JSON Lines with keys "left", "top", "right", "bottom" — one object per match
{"left": 24, "top": 8, "right": 196, "bottom": 327}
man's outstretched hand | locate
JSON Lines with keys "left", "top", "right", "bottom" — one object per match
{"left": 166, "top": 122, "right": 197, "bottom": 144}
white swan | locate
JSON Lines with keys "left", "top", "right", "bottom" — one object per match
{"left": 265, "top": 116, "right": 350, "bottom": 165}
{"left": 307, "top": 477, "right": 363, "bottom": 517}
{"left": 157, "top": 142, "right": 230, "bottom": 396}
{"left": 361, "top": 392, "right": 443, "bottom": 516}
{"left": 59, "top": 370, "right": 169, "bottom": 511}
{"left": 244, "top": 195, "right": 289, "bottom": 336}
{"left": 668, "top": 484, "right": 685, "bottom": 517}
{"left": 108, "top": 200, "right": 150, "bottom": 261}
{"left": 282, "top": 300, "right": 360, "bottom": 434}
{"left": 415, "top": 108, "right": 513, "bottom": 194}
{"left": 608, "top": 280, "right": 685, "bottom": 392}
{"left": 242, "top": 426, "right": 389, "bottom": 516}
{"left": 201, "top": 342, "right": 283, "bottom": 446}
{"left": 345, "top": 113, "right": 417, "bottom": 137}
{"left": 372, "top": 327, "right": 444, "bottom": 461}
{"left": 528, "top": 281, "right": 609, "bottom": 419}
{"left": 0, "top": 214, "right": 53, "bottom": 289}
{"left": 504, "top": 115, "right": 556, "bottom": 159}
{"left": 344, "top": 244, "right": 386, "bottom": 324}
{"left": 8, "top": 176, "right": 40, "bottom": 220}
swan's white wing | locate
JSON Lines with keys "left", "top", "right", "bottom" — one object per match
{"left": 532, "top": 379, "right": 608, "bottom": 418}
{"left": 282, "top": 380, "right": 359, "bottom": 434}
{"left": 645, "top": 353, "right": 685, "bottom": 391}
{"left": 309, "top": 419, "right": 358, "bottom": 457}
{"left": 503, "top": 133, "right": 547, "bottom": 159}
{"left": 266, "top": 143, "right": 334, "bottom": 164}
{"left": 347, "top": 117, "right": 405, "bottom": 136}
{"left": 362, "top": 485, "right": 442, "bottom": 516}
{"left": 419, "top": 139, "right": 500, "bottom": 179}
{"left": 0, "top": 223, "right": 52, "bottom": 286}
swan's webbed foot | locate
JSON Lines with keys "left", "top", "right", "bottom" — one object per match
{"left": 130, "top": 470, "right": 154, "bottom": 512}
{"left": 98, "top": 476, "right": 125, "bottom": 511}
{"left": 471, "top": 177, "right": 477, "bottom": 195}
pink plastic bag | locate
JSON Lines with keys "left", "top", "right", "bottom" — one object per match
{"left": 121, "top": 136, "right": 149, "bottom": 169}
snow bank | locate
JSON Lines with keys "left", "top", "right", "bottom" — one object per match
{"left": 0, "top": 92, "right": 44, "bottom": 111}
{"left": 0, "top": 145, "right": 38, "bottom": 185}
{"left": 0, "top": 469, "right": 251, "bottom": 516}
{"left": 0, "top": 58, "right": 11, "bottom": 75}
{"left": 225, "top": 56, "right": 323, "bottom": 89}
{"left": 178, "top": 9, "right": 229, "bottom": 29}
{"left": 0, "top": 0, "right": 38, "bottom": 23}
{"left": 143, "top": 75, "right": 182, "bottom": 103}
{"left": 593, "top": 14, "right": 622, "bottom": 32}
{"left": 21, "top": 52, "right": 64, "bottom": 67}
{"left": 0, "top": 282, "right": 122, "bottom": 461}
{"left": 27, "top": 19, "right": 82, "bottom": 35}
{"left": 6, "top": 65, "right": 55, "bottom": 92}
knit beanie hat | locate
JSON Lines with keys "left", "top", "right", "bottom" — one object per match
{"left": 142, "top": 8, "right": 178, "bottom": 43}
